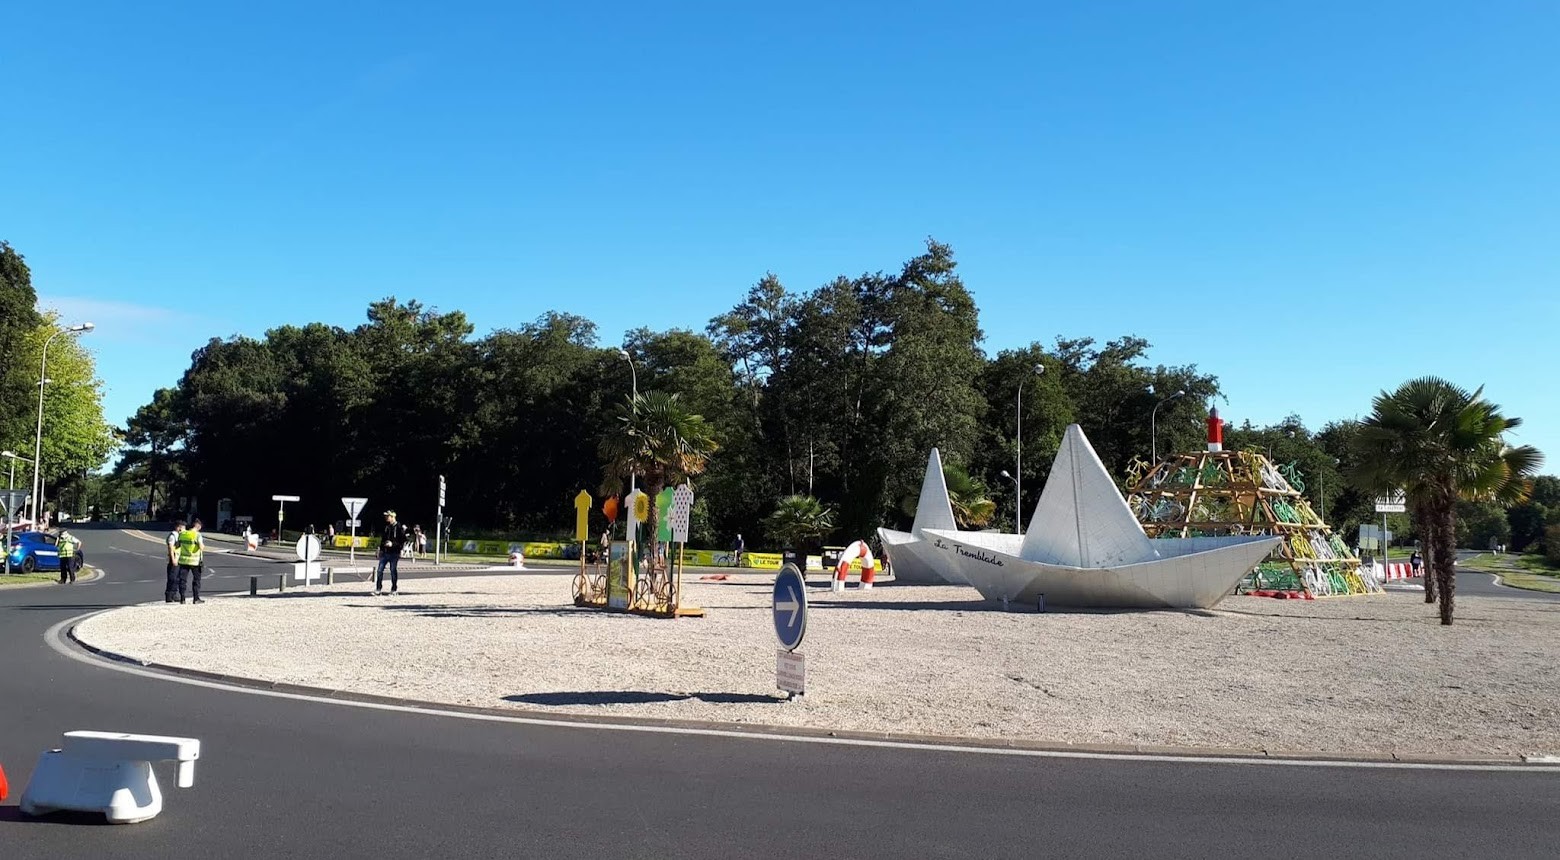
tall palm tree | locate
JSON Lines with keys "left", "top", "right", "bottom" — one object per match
{"left": 1354, "top": 377, "right": 1542, "bottom": 625}
{"left": 598, "top": 391, "right": 719, "bottom": 566}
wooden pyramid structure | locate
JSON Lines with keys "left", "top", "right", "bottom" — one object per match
{"left": 1123, "top": 409, "right": 1381, "bottom": 598}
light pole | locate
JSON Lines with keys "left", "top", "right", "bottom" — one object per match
{"left": 1320, "top": 457, "right": 1340, "bottom": 521}
{"left": 1014, "top": 363, "right": 1043, "bottom": 533}
{"left": 616, "top": 348, "right": 638, "bottom": 540}
{"left": 33, "top": 322, "right": 94, "bottom": 524}
{"left": 999, "top": 470, "right": 1020, "bottom": 534}
{"left": 1150, "top": 387, "right": 1186, "bottom": 464}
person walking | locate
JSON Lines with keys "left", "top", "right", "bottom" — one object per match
{"left": 326, "top": 522, "right": 336, "bottom": 546}
{"left": 56, "top": 529, "right": 77, "bottom": 584}
{"left": 166, "top": 518, "right": 186, "bottom": 602}
{"left": 1410, "top": 550, "right": 1424, "bottom": 579}
{"left": 732, "top": 533, "right": 745, "bottom": 568}
{"left": 414, "top": 525, "right": 426, "bottom": 559}
{"left": 174, "top": 518, "right": 207, "bottom": 604}
{"left": 374, "top": 509, "right": 410, "bottom": 596}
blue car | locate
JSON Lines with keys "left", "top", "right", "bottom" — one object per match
{"left": 7, "top": 531, "right": 82, "bottom": 573}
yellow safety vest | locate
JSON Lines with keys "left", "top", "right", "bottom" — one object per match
{"left": 58, "top": 535, "right": 75, "bottom": 559}
{"left": 176, "top": 529, "right": 203, "bottom": 566}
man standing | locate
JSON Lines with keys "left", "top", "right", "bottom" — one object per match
{"left": 375, "top": 509, "right": 409, "bottom": 596}
{"left": 56, "top": 529, "right": 76, "bottom": 584}
{"left": 166, "top": 519, "right": 185, "bottom": 602}
{"left": 732, "top": 533, "right": 745, "bottom": 568}
{"left": 174, "top": 518, "right": 206, "bottom": 604}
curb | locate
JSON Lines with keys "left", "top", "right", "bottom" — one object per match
{"left": 0, "top": 566, "right": 104, "bottom": 589}
{"left": 61, "top": 618, "right": 1553, "bottom": 769}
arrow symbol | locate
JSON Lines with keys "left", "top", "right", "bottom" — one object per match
{"left": 776, "top": 588, "right": 800, "bottom": 627}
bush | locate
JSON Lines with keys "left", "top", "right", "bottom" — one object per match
{"left": 1545, "top": 524, "right": 1560, "bottom": 567}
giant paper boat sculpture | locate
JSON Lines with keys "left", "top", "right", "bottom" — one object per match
{"left": 900, "top": 425, "right": 1280, "bottom": 609}
{"left": 876, "top": 448, "right": 1000, "bottom": 585}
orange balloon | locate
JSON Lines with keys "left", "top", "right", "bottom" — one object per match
{"left": 603, "top": 496, "right": 619, "bottom": 522}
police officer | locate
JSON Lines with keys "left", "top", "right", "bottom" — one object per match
{"left": 174, "top": 517, "right": 207, "bottom": 604}
{"left": 56, "top": 529, "right": 77, "bottom": 584}
{"left": 166, "top": 518, "right": 186, "bottom": 602}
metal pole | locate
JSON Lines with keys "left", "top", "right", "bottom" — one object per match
{"left": 435, "top": 505, "right": 442, "bottom": 565}
{"left": 32, "top": 331, "right": 59, "bottom": 525}
{"left": 1016, "top": 381, "right": 1022, "bottom": 532}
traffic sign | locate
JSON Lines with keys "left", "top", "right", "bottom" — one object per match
{"left": 0, "top": 490, "right": 28, "bottom": 517}
{"left": 272, "top": 495, "right": 301, "bottom": 502}
{"left": 772, "top": 563, "right": 807, "bottom": 652}
{"left": 438, "top": 475, "right": 446, "bottom": 508}
{"left": 1375, "top": 490, "right": 1406, "bottom": 513}
{"left": 573, "top": 490, "right": 592, "bottom": 541}
{"left": 342, "top": 497, "right": 367, "bottom": 518}
{"left": 346, "top": 518, "right": 361, "bottom": 528}
{"left": 295, "top": 535, "right": 321, "bottom": 562}
{"left": 669, "top": 485, "right": 694, "bottom": 543}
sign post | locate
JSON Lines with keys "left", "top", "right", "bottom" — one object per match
{"left": 435, "top": 475, "right": 446, "bottom": 566}
{"left": 772, "top": 562, "right": 808, "bottom": 697}
{"left": 0, "top": 490, "right": 27, "bottom": 576}
{"left": 271, "top": 495, "right": 300, "bottom": 542}
{"left": 341, "top": 497, "right": 367, "bottom": 568}
{"left": 669, "top": 484, "right": 694, "bottom": 611}
{"left": 574, "top": 490, "right": 591, "bottom": 580}
{"left": 1375, "top": 490, "right": 1405, "bottom": 562}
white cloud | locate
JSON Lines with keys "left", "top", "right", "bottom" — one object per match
{"left": 36, "top": 295, "right": 187, "bottom": 340}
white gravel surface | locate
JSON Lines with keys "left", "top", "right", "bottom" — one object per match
{"left": 75, "top": 573, "right": 1560, "bottom": 757}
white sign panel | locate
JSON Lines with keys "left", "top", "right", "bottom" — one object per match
{"left": 272, "top": 494, "right": 301, "bottom": 502}
{"left": 438, "top": 475, "right": 446, "bottom": 508}
{"left": 776, "top": 650, "right": 806, "bottom": 695}
{"left": 669, "top": 484, "right": 694, "bottom": 543}
{"left": 1375, "top": 490, "right": 1406, "bottom": 513}
{"left": 346, "top": 518, "right": 361, "bottom": 528}
{"left": 342, "top": 496, "right": 368, "bottom": 518}
{"left": 295, "top": 535, "right": 321, "bottom": 562}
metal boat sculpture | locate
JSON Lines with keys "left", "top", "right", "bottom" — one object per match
{"left": 907, "top": 425, "right": 1279, "bottom": 608}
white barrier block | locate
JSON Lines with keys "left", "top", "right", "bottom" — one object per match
{"left": 20, "top": 731, "right": 201, "bottom": 824}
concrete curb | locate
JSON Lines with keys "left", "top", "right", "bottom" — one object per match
{"left": 62, "top": 616, "right": 1553, "bottom": 769}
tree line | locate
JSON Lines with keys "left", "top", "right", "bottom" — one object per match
{"left": 110, "top": 238, "right": 1552, "bottom": 565}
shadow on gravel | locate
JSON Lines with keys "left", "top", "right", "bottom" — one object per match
{"left": 250, "top": 591, "right": 486, "bottom": 600}
{"left": 505, "top": 691, "right": 781, "bottom": 706}
{"left": 807, "top": 598, "right": 1145, "bottom": 615}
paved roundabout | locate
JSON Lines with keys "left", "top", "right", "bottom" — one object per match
{"left": 3, "top": 526, "right": 1559, "bottom": 859}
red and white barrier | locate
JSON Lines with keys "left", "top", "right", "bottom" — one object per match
{"left": 1379, "top": 562, "right": 1415, "bottom": 581}
{"left": 832, "top": 540, "right": 880, "bottom": 592}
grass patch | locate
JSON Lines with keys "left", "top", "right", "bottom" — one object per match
{"left": 1492, "top": 571, "right": 1560, "bottom": 594}
{"left": 0, "top": 572, "right": 62, "bottom": 587}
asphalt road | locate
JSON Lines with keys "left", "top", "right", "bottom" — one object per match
{"left": 2, "top": 526, "right": 1558, "bottom": 859}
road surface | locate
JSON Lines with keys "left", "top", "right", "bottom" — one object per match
{"left": 2, "top": 526, "right": 1557, "bottom": 859}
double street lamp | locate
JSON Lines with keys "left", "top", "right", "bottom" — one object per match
{"left": 33, "top": 322, "right": 95, "bottom": 524}
{"left": 617, "top": 348, "right": 638, "bottom": 537}
{"left": 1013, "top": 363, "right": 1044, "bottom": 533}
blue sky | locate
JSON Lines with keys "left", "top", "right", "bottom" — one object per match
{"left": 5, "top": 2, "right": 1557, "bottom": 468}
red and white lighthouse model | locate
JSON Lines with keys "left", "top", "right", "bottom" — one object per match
{"left": 1207, "top": 407, "right": 1224, "bottom": 453}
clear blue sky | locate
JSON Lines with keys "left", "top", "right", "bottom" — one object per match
{"left": 5, "top": 2, "right": 1556, "bottom": 468}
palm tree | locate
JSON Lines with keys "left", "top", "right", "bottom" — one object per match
{"left": 764, "top": 495, "right": 836, "bottom": 553}
{"left": 598, "top": 391, "right": 719, "bottom": 567}
{"left": 1354, "top": 377, "right": 1542, "bottom": 625}
{"left": 944, "top": 465, "right": 997, "bottom": 530}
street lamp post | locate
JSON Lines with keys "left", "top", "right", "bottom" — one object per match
{"left": 1150, "top": 387, "right": 1186, "bottom": 464}
{"left": 616, "top": 348, "right": 638, "bottom": 539}
{"left": 1014, "top": 364, "right": 1043, "bottom": 534}
{"left": 32, "top": 323, "right": 94, "bottom": 524}
{"left": 999, "top": 470, "right": 1020, "bottom": 534}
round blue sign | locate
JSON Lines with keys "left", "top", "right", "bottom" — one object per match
{"left": 772, "top": 563, "right": 808, "bottom": 652}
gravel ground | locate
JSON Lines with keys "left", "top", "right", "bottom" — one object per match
{"left": 75, "top": 573, "right": 1560, "bottom": 757}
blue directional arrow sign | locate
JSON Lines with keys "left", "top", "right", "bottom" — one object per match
{"left": 772, "top": 563, "right": 808, "bottom": 652}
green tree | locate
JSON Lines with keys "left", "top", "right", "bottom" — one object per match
{"left": 0, "top": 242, "right": 44, "bottom": 452}
{"left": 120, "top": 387, "right": 187, "bottom": 518}
{"left": 598, "top": 391, "right": 719, "bottom": 564}
{"left": 763, "top": 495, "right": 835, "bottom": 552}
{"left": 1354, "top": 377, "right": 1543, "bottom": 625}
{"left": 23, "top": 315, "right": 119, "bottom": 510}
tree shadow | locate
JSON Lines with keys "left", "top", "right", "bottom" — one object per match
{"left": 255, "top": 591, "right": 486, "bottom": 600}
{"left": 806, "top": 598, "right": 1137, "bottom": 615}
{"left": 504, "top": 690, "right": 781, "bottom": 706}
{"left": 368, "top": 604, "right": 591, "bottom": 619}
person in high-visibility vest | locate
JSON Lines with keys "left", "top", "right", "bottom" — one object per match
{"left": 56, "top": 530, "right": 77, "bottom": 584}
{"left": 166, "top": 518, "right": 186, "bottom": 602}
{"left": 174, "top": 518, "right": 207, "bottom": 604}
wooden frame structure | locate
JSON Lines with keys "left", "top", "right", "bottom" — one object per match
{"left": 1124, "top": 449, "right": 1380, "bottom": 598}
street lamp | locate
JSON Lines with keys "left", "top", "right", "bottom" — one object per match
{"left": 1150, "top": 388, "right": 1186, "bottom": 464}
{"left": 616, "top": 348, "right": 638, "bottom": 537}
{"left": 1014, "top": 363, "right": 1043, "bottom": 533}
{"left": 999, "top": 470, "right": 1020, "bottom": 534}
{"left": 33, "top": 322, "right": 94, "bottom": 524}
{"left": 1320, "top": 457, "right": 1340, "bottom": 522}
